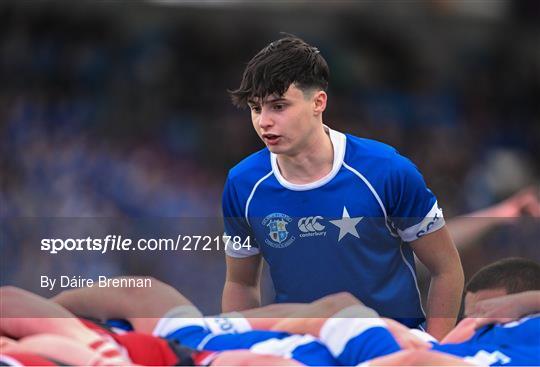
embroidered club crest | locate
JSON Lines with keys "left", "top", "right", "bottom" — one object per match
{"left": 269, "top": 218, "right": 288, "bottom": 243}
{"left": 262, "top": 213, "right": 295, "bottom": 248}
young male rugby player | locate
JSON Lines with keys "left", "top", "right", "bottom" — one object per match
{"left": 222, "top": 35, "right": 463, "bottom": 339}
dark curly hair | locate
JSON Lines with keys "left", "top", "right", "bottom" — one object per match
{"left": 229, "top": 35, "right": 329, "bottom": 108}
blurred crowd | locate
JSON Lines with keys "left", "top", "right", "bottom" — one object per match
{"left": 1, "top": 0, "right": 539, "bottom": 312}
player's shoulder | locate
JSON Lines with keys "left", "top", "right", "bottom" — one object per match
{"left": 227, "top": 148, "right": 272, "bottom": 183}
{"left": 344, "top": 134, "right": 409, "bottom": 168}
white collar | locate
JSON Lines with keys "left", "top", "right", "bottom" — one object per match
{"left": 270, "top": 127, "right": 346, "bottom": 191}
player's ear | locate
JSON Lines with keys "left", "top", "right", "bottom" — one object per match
{"left": 313, "top": 90, "right": 327, "bottom": 116}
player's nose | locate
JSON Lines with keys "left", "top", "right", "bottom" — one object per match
{"left": 258, "top": 108, "right": 274, "bottom": 130}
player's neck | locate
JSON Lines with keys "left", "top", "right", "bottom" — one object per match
{"left": 276, "top": 126, "right": 333, "bottom": 185}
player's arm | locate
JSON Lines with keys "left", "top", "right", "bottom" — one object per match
{"left": 365, "top": 349, "right": 474, "bottom": 366}
{"left": 222, "top": 254, "right": 263, "bottom": 312}
{"left": 271, "top": 300, "right": 429, "bottom": 351}
{"left": 269, "top": 292, "right": 362, "bottom": 334}
{"left": 447, "top": 186, "right": 540, "bottom": 250}
{"left": 4, "top": 334, "right": 102, "bottom": 366}
{"left": 238, "top": 303, "right": 307, "bottom": 330}
{"left": 384, "top": 153, "right": 462, "bottom": 339}
{"left": 221, "top": 173, "right": 263, "bottom": 312}
{"left": 3, "top": 334, "right": 129, "bottom": 366}
{"left": 410, "top": 225, "right": 464, "bottom": 340}
{"left": 239, "top": 302, "right": 307, "bottom": 318}
{"left": 269, "top": 293, "right": 427, "bottom": 351}
{"left": 52, "top": 276, "right": 195, "bottom": 333}
{"left": 0, "top": 287, "right": 119, "bottom": 355}
{"left": 211, "top": 350, "right": 304, "bottom": 366}
{"left": 469, "top": 290, "right": 540, "bottom": 328}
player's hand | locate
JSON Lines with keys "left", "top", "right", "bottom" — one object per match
{"left": 492, "top": 186, "right": 540, "bottom": 221}
{"left": 441, "top": 318, "right": 477, "bottom": 344}
{"left": 383, "top": 318, "right": 431, "bottom": 350}
{"left": 469, "top": 293, "right": 533, "bottom": 328}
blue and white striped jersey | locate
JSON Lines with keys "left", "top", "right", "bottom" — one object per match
{"left": 319, "top": 315, "right": 540, "bottom": 366}
{"left": 433, "top": 315, "right": 540, "bottom": 366}
{"left": 154, "top": 316, "right": 338, "bottom": 366}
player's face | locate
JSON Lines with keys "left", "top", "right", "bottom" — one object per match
{"left": 248, "top": 84, "right": 325, "bottom": 156}
{"left": 463, "top": 288, "right": 508, "bottom": 317}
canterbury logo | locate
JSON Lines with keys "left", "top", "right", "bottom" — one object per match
{"left": 298, "top": 216, "right": 325, "bottom": 232}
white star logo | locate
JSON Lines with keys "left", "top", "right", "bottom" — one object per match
{"left": 329, "top": 207, "right": 363, "bottom": 241}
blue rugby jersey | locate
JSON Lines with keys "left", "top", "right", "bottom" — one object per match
{"left": 318, "top": 315, "right": 540, "bottom": 366}
{"left": 153, "top": 316, "right": 338, "bottom": 366}
{"left": 222, "top": 127, "right": 444, "bottom": 326}
{"left": 432, "top": 315, "right": 540, "bottom": 366}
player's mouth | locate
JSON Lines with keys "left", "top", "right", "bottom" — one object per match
{"left": 262, "top": 133, "right": 281, "bottom": 145}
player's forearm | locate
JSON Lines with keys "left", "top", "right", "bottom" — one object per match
{"left": 211, "top": 351, "right": 303, "bottom": 366}
{"left": 367, "top": 349, "right": 475, "bottom": 366}
{"left": 522, "top": 291, "right": 540, "bottom": 312}
{"left": 425, "top": 267, "right": 464, "bottom": 340}
{"left": 480, "top": 290, "right": 540, "bottom": 318}
{"left": 239, "top": 303, "right": 307, "bottom": 318}
{"left": 240, "top": 303, "right": 308, "bottom": 330}
{"left": 446, "top": 194, "right": 532, "bottom": 250}
{"left": 222, "top": 280, "right": 261, "bottom": 312}
{"left": 0, "top": 287, "right": 96, "bottom": 341}
{"left": 271, "top": 296, "right": 374, "bottom": 336}
{"left": 52, "top": 286, "right": 122, "bottom": 320}
{"left": 446, "top": 214, "right": 506, "bottom": 250}
{"left": 53, "top": 276, "right": 191, "bottom": 324}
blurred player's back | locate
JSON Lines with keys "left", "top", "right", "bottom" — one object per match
{"left": 433, "top": 314, "right": 540, "bottom": 366}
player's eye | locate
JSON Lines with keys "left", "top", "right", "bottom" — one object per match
{"left": 272, "top": 104, "right": 285, "bottom": 111}
{"left": 250, "top": 105, "right": 261, "bottom": 113}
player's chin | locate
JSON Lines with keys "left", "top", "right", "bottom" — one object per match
{"left": 265, "top": 143, "right": 288, "bottom": 154}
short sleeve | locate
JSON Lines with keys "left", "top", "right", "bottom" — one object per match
{"left": 387, "top": 155, "right": 445, "bottom": 242}
{"left": 222, "top": 176, "right": 260, "bottom": 257}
